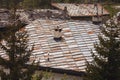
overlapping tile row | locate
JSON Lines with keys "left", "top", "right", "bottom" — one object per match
{"left": 25, "top": 19, "right": 100, "bottom": 71}
{"left": 0, "top": 11, "right": 10, "bottom": 27}
{"left": 52, "top": 3, "right": 109, "bottom": 17}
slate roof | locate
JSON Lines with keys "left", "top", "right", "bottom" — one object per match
{"left": 0, "top": 11, "right": 10, "bottom": 28}
{"left": 0, "top": 19, "right": 100, "bottom": 72}
{"left": 24, "top": 19, "right": 100, "bottom": 72}
{"left": 52, "top": 3, "right": 109, "bottom": 17}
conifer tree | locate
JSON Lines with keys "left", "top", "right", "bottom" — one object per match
{"left": 0, "top": 27, "right": 38, "bottom": 80}
{"left": 0, "top": 0, "right": 39, "bottom": 79}
{"left": 84, "top": 19, "right": 120, "bottom": 80}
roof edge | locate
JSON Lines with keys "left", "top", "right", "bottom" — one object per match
{"left": 38, "top": 66, "right": 86, "bottom": 76}
{"left": 26, "top": 64, "right": 85, "bottom": 76}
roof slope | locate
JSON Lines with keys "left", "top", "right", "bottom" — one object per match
{"left": 52, "top": 3, "right": 109, "bottom": 17}
{"left": 25, "top": 19, "right": 100, "bottom": 72}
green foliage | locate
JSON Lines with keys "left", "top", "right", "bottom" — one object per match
{"left": 32, "top": 71, "right": 43, "bottom": 80}
{"left": 42, "top": 70, "right": 53, "bottom": 80}
{"left": 32, "top": 70, "right": 54, "bottom": 80}
{"left": 0, "top": 0, "right": 120, "bottom": 9}
{"left": 0, "top": 0, "right": 23, "bottom": 9}
{"left": 104, "top": 4, "right": 119, "bottom": 17}
{"left": 84, "top": 19, "right": 120, "bottom": 80}
{"left": 0, "top": 29, "right": 38, "bottom": 80}
{"left": 32, "top": 71, "right": 80, "bottom": 80}
{"left": 21, "top": 0, "right": 41, "bottom": 9}
{"left": 61, "top": 74, "right": 68, "bottom": 80}
{"left": 0, "top": 18, "right": 27, "bottom": 41}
